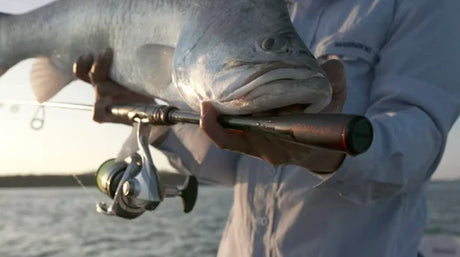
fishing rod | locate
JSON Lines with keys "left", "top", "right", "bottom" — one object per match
{"left": 2, "top": 99, "right": 373, "bottom": 219}
{"left": 1, "top": 100, "right": 373, "bottom": 155}
{"left": 110, "top": 104, "right": 373, "bottom": 156}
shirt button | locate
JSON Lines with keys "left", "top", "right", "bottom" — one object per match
{"left": 259, "top": 217, "right": 268, "bottom": 226}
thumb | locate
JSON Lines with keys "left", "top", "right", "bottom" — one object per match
{"left": 320, "top": 59, "right": 347, "bottom": 113}
{"left": 321, "top": 59, "right": 345, "bottom": 95}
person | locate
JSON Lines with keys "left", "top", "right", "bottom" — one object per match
{"left": 74, "top": 0, "right": 460, "bottom": 256}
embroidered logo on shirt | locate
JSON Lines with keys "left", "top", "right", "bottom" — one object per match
{"left": 334, "top": 42, "right": 372, "bottom": 54}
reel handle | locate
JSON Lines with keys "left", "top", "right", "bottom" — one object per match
{"left": 161, "top": 176, "right": 198, "bottom": 213}
{"left": 180, "top": 176, "right": 198, "bottom": 213}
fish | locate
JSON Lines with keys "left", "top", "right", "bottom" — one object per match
{"left": 0, "top": 0, "right": 331, "bottom": 115}
{"left": 0, "top": 0, "right": 332, "bottom": 162}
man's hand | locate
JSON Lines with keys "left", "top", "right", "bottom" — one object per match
{"left": 200, "top": 59, "right": 347, "bottom": 173}
{"left": 73, "top": 49, "right": 154, "bottom": 125}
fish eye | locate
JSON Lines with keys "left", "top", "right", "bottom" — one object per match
{"left": 261, "top": 38, "right": 275, "bottom": 51}
{"left": 259, "top": 37, "right": 287, "bottom": 52}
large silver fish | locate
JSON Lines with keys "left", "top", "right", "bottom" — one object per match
{"left": 0, "top": 0, "right": 332, "bottom": 162}
{"left": 0, "top": 0, "right": 331, "bottom": 115}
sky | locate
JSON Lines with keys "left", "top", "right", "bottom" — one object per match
{"left": 0, "top": 1, "right": 458, "bottom": 180}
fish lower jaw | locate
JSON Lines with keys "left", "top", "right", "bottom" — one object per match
{"left": 219, "top": 68, "right": 320, "bottom": 102}
{"left": 216, "top": 75, "right": 332, "bottom": 115}
{"left": 214, "top": 99, "right": 318, "bottom": 116}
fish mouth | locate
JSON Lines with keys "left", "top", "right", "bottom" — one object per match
{"left": 218, "top": 62, "right": 331, "bottom": 114}
{"left": 220, "top": 61, "right": 311, "bottom": 102}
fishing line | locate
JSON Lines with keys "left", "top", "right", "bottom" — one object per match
{"left": 71, "top": 173, "right": 100, "bottom": 203}
{"left": 71, "top": 173, "right": 112, "bottom": 244}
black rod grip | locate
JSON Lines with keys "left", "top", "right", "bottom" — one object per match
{"left": 219, "top": 114, "right": 373, "bottom": 155}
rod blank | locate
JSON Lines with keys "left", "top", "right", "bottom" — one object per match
{"left": 0, "top": 100, "right": 94, "bottom": 111}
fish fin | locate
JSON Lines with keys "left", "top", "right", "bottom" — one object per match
{"left": 172, "top": 124, "right": 212, "bottom": 164}
{"left": 135, "top": 44, "right": 174, "bottom": 91}
{"left": 30, "top": 57, "right": 74, "bottom": 103}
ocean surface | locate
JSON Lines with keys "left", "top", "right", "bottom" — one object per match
{"left": 0, "top": 181, "right": 459, "bottom": 257}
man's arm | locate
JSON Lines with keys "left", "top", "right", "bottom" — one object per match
{"left": 315, "top": 0, "right": 460, "bottom": 204}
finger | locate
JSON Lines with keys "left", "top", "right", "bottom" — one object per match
{"left": 322, "top": 59, "right": 345, "bottom": 92}
{"left": 321, "top": 59, "right": 347, "bottom": 113}
{"left": 89, "top": 48, "right": 113, "bottom": 83}
{"left": 73, "top": 53, "right": 94, "bottom": 83}
{"left": 321, "top": 59, "right": 346, "bottom": 97}
{"left": 269, "top": 136, "right": 313, "bottom": 164}
{"left": 245, "top": 132, "right": 291, "bottom": 165}
{"left": 93, "top": 96, "right": 111, "bottom": 123}
{"left": 93, "top": 95, "right": 133, "bottom": 125}
{"left": 200, "top": 102, "right": 253, "bottom": 154}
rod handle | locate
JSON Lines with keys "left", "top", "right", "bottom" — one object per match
{"left": 219, "top": 114, "right": 373, "bottom": 155}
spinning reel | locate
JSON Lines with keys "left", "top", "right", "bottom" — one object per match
{"left": 95, "top": 122, "right": 198, "bottom": 219}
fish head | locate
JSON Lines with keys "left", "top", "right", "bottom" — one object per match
{"left": 173, "top": 0, "right": 332, "bottom": 115}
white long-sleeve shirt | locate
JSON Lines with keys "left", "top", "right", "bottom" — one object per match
{"left": 156, "top": 0, "right": 460, "bottom": 256}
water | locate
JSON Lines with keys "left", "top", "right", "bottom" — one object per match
{"left": 0, "top": 187, "right": 233, "bottom": 257}
{"left": 0, "top": 181, "right": 459, "bottom": 257}
{"left": 425, "top": 181, "right": 460, "bottom": 236}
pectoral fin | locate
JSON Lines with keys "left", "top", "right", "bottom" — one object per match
{"left": 135, "top": 44, "right": 175, "bottom": 91}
